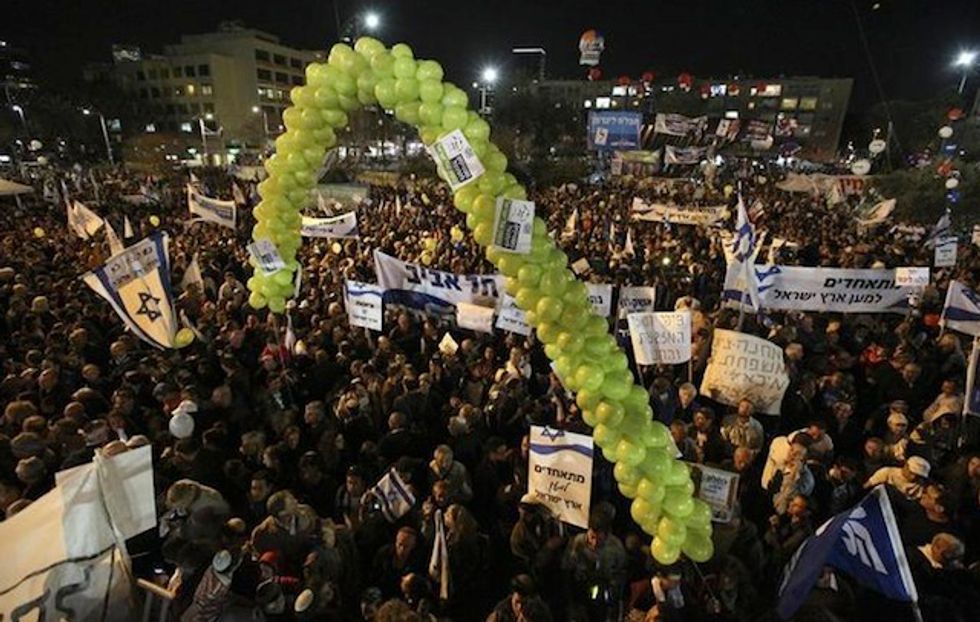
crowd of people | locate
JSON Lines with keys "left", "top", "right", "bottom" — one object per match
{"left": 0, "top": 159, "right": 979, "bottom": 622}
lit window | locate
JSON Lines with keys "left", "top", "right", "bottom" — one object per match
{"left": 595, "top": 97, "right": 611, "bottom": 109}
{"left": 781, "top": 97, "right": 798, "bottom": 110}
{"left": 584, "top": 100, "right": 592, "bottom": 108}
{"left": 180, "top": 122, "right": 192, "bottom": 133}
{"left": 186, "top": 84, "right": 196, "bottom": 96}
{"left": 799, "top": 97, "right": 818, "bottom": 111}
{"left": 174, "top": 86, "right": 183, "bottom": 96}
{"left": 761, "top": 84, "right": 782, "bottom": 97}
{"left": 725, "top": 110, "right": 739, "bottom": 119}
{"left": 201, "top": 84, "right": 213, "bottom": 96}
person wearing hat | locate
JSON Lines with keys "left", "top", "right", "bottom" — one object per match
{"left": 866, "top": 455, "right": 932, "bottom": 500}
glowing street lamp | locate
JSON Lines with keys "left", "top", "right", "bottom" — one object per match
{"left": 363, "top": 12, "right": 380, "bottom": 32}
{"left": 481, "top": 66, "right": 499, "bottom": 84}
{"left": 81, "top": 107, "right": 114, "bottom": 165}
{"left": 954, "top": 50, "right": 977, "bottom": 94}
{"left": 478, "top": 67, "right": 500, "bottom": 113}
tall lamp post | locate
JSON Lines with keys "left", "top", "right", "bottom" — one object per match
{"left": 252, "top": 105, "right": 270, "bottom": 136}
{"left": 954, "top": 50, "right": 977, "bottom": 95}
{"left": 82, "top": 108, "right": 115, "bottom": 166}
{"left": 477, "top": 66, "right": 499, "bottom": 115}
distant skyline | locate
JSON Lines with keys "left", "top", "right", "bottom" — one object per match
{"left": 4, "top": 0, "right": 979, "bottom": 109}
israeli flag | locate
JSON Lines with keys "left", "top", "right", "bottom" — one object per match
{"left": 81, "top": 232, "right": 178, "bottom": 350}
{"left": 368, "top": 469, "right": 416, "bottom": 523}
{"left": 925, "top": 210, "right": 952, "bottom": 247}
{"left": 777, "top": 486, "right": 918, "bottom": 620}
{"left": 941, "top": 280, "right": 980, "bottom": 337}
{"left": 727, "top": 196, "right": 761, "bottom": 311}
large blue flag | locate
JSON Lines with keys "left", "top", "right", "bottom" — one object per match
{"left": 777, "top": 486, "right": 918, "bottom": 620}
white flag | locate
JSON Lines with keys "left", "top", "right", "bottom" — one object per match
{"left": 429, "top": 509, "right": 450, "bottom": 599}
{"left": 181, "top": 253, "right": 205, "bottom": 294}
{"left": 624, "top": 227, "right": 635, "bottom": 256}
{"left": 123, "top": 215, "right": 135, "bottom": 239}
{"left": 104, "top": 220, "right": 125, "bottom": 256}
{"left": 72, "top": 201, "right": 105, "bottom": 238}
{"left": 563, "top": 208, "right": 578, "bottom": 238}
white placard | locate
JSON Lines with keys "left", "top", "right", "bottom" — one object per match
{"left": 438, "top": 332, "right": 459, "bottom": 355}
{"left": 496, "top": 293, "right": 532, "bottom": 335}
{"left": 688, "top": 462, "right": 740, "bottom": 523}
{"left": 627, "top": 311, "right": 692, "bottom": 365}
{"left": 428, "top": 129, "right": 485, "bottom": 190}
{"left": 700, "top": 329, "right": 790, "bottom": 416}
{"left": 456, "top": 302, "right": 495, "bottom": 333}
{"left": 345, "top": 280, "right": 384, "bottom": 331}
{"left": 586, "top": 283, "right": 614, "bottom": 317}
{"left": 895, "top": 267, "right": 930, "bottom": 288}
{"left": 935, "top": 237, "right": 958, "bottom": 268}
{"left": 617, "top": 286, "right": 657, "bottom": 316}
{"left": 570, "top": 258, "right": 591, "bottom": 275}
{"left": 527, "top": 426, "right": 594, "bottom": 529}
{"left": 247, "top": 239, "right": 286, "bottom": 275}
{"left": 492, "top": 198, "right": 535, "bottom": 254}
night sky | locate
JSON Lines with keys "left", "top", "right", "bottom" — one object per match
{"left": 5, "top": 0, "right": 980, "bottom": 109}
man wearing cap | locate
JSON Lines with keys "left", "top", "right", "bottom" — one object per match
{"left": 865, "top": 455, "right": 932, "bottom": 500}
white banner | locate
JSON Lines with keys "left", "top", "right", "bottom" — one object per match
{"left": 654, "top": 113, "right": 707, "bottom": 137}
{"left": 688, "top": 462, "right": 740, "bottom": 523}
{"left": 456, "top": 302, "right": 495, "bottom": 333}
{"left": 69, "top": 201, "right": 105, "bottom": 239}
{"left": 617, "top": 286, "right": 657, "bottom": 317}
{"left": 723, "top": 265, "right": 916, "bottom": 314}
{"left": 664, "top": 145, "right": 707, "bottom": 165}
{"left": 631, "top": 198, "right": 726, "bottom": 226}
{"left": 527, "top": 426, "right": 594, "bottom": 529}
{"left": 374, "top": 250, "right": 502, "bottom": 314}
{"left": 428, "top": 129, "right": 485, "bottom": 190}
{"left": 0, "top": 447, "right": 155, "bottom": 620}
{"left": 345, "top": 280, "right": 384, "bottom": 331}
{"left": 187, "top": 185, "right": 236, "bottom": 229}
{"left": 700, "top": 329, "right": 790, "bottom": 416}
{"left": 586, "top": 283, "right": 614, "bottom": 317}
{"left": 301, "top": 211, "right": 359, "bottom": 238}
{"left": 934, "top": 236, "right": 958, "bottom": 268}
{"left": 627, "top": 311, "right": 692, "bottom": 365}
{"left": 496, "top": 293, "right": 532, "bottom": 335}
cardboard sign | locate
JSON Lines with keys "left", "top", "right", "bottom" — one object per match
{"left": 492, "top": 198, "right": 534, "bottom": 254}
{"left": 627, "top": 311, "right": 692, "bottom": 365}
{"left": 688, "top": 463, "right": 740, "bottom": 523}
{"left": 934, "top": 237, "right": 958, "bottom": 268}
{"left": 456, "top": 302, "right": 495, "bottom": 333}
{"left": 895, "top": 267, "right": 930, "bottom": 288}
{"left": 429, "top": 129, "right": 485, "bottom": 190}
{"left": 247, "top": 239, "right": 285, "bottom": 275}
{"left": 700, "top": 329, "right": 790, "bottom": 415}
{"left": 527, "top": 426, "right": 594, "bottom": 529}
{"left": 496, "top": 293, "right": 532, "bottom": 336}
{"left": 345, "top": 280, "right": 384, "bottom": 331}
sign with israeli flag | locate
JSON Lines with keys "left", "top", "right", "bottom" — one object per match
{"left": 934, "top": 236, "right": 958, "bottom": 267}
{"left": 345, "top": 280, "right": 384, "bottom": 331}
{"left": 527, "top": 426, "right": 594, "bottom": 529}
{"left": 82, "top": 232, "right": 178, "bottom": 350}
{"left": 187, "top": 185, "right": 236, "bottom": 229}
{"left": 777, "top": 486, "right": 918, "bottom": 620}
{"left": 496, "top": 293, "right": 532, "bottom": 336}
{"left": 301, "top": 211, "right": 360, "bottom": 238}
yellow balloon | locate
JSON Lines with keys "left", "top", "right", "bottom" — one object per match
{"left": 173, "top": 328, "right": 195, "bottom": 348}
{"left": 723, "top": 185, "right": 734, "bottom": 198}
{"left": 331, "top": 242, "right": 343, "bottom": 254}
{"left": 149, "top": 215, "right": 160, "bottom": 227}
{"left": 423, "top": 237, "right": 438, "bottom": 252}
{"left": 32, "top": 227, "right": 45, "bottom": 239}
{"left": 420, "top": 250, "right": 433, "bottom": 266}
{"left": 450, "top": 225, "right": 464, "bottom": 242}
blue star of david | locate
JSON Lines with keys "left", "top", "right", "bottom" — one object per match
{"left": 540, "top": 427, "right": 566, "bottom": 442}
{"left": 136, "top": 291, "right": 162, "bottom": 322}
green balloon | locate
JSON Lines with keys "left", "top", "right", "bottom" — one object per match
{"left": 473, "top": 222, "right": 493, "bottom": 246}
{"left": 327, "top": 43, "right": 355, "bottom": 67}
{"left": 498, "top": 254, "right": 525, "bottom": 277}
{"left": 582, "top": 409, "right": 599, "bottom": 427}
{"left": 419, "top": 80, "right": 445, "bottom": 103}
{"left": 644, "top": 421, "right": 670, "bottom": 449}
{"left": 575, "top": 387, "right": 602, "bottom": 411}
{"left": 452, "top": 186, "right": 479, "bottom": 212}
{"left": 267, "top": 296, "right": 286, "bottom": 313}
{"left": 477, "top": 171, "right": 506, "bottom": 195}
{"left": 394, "top": 102, "right": 421, "bottom": 125}
{"left": 464, "top": 117, "right": 491, "bottom": 142}
{"left": 544, "top": 344, "right": 562, "bottom": 360}
{"left": 394, "top": 77, "right": 420, "bottom": 102}
{"left": 337, "top": 93, "right": 360, "bottom": 111}
{"left": 559, "top": 304, "right": 589, "bottom": 330}
{"left": 419, "top": 102, "right": 444, "bottom": 127}
{"left": 514, "top": 287, "right": 541, "bottom": 311}
{"left": 391, "top": 43, "right": 414, "bottom": 59}
{"left": 682, "top": 533, "right": 714, "bottom": 563}
{"left": 583, "top": 335, "right": 611, "bottom": 357}
{"left": 486, "top": 150, "right": 508, "bottom": 173}
{"left": 665, "top": 461, "right": 691, "bottom": 487}
{"left": 442, "top": 87, "right": 468, "bottom": 108}
{"left": 592, "top": 423, "right": 622, "bottom": 451}
{"left": 574, "top": 365, "right": 605, "bottom": 392}
{"left": 556, "top": 331, "right": 584, "bottom": 354}
{"left": 374, "top": 78, "right": 398, "bottom": 108}
{"left": 517, "top": 264, "right": 543, "bottom": 287}
{"left": 248, "top": 291, "right": 268, "bottom": 309}
{"left": 340, "top": 51, "right": 369, "bottom": 77}
{"left": 353, "top": 36, "right": 385, "bottom": 59}
{"left": 356, "top": 72, "right": 378, "bottom": 96}
{"left": 651, "top": 537, "right": 682, "bottom": 565}
{"left": 554, "top": 355, "right": 579, "bottom": 380}
{"left": 442, "top": 106, "right": 468, "bottom": 130}
{"left": 657, "top": 515, "right": 688, "bottom": 546}
{"left": 331, "top": 71, "right": 357, "bottom": 97}
{"left": 536, "top": 322, "right": 561, "bottom": 345}
{"left": 370, "top": 52, "right": 395, "bottom": 78}
{"left": 618, "top": 482, "right": 638, "bottom": 498}
{"left": 536, "top": 297, "right": 563, "bottom": 323}
{"left": 631, "top": 497, "right": 659, "bottom": 525}
{"left": 613, "top": 461, "right": 641, "bottom": 486}
{"left": 596, "top": 401, "right": 625, "bottom": 427}
{"left": 662, "top": 489, "right": 695, "bottom": 519}
{"left": 641, "top": 448, "right": 672, "bottom": 479}
{"left": 616, "top": 438, "right": 647, "bottom": 467}
{"left": 290, "top": 86, "right": 314, "bottom": 108}
{"left": 600, "top": 373, "right": 632, "bottom": 401}
{"left": 538, "top": 269, "right": 568, "bottom": 296}
{"left": 584, "top": 315, "right": 608, "bottom": 337}
{"left": 305, "top": 63, "right": 327, "bottom": 86}
{"left": 416, "top": 59, "right": 445, "bottom": 82}
{"left": 688, "top": 499, "right": 713, "bottom": 528}
{"left": 636, "top": 478, "right": 666, "bottom": 504}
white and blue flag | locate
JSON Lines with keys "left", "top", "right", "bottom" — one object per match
{"left": 82, "top": 232, "right": 178, "bottom": 350}
{"left": 925, "top": 210, "right": 952, "bottom": 247}
{"left": 187, "top": 185, "right": 236, "bottom": 229}
{"left": 941, "top": 280, "right": 980, "bottom": 337}
{"left": 777, "top": 486, "right": 917, "bottom": 620}
{"left": 369, "top": 469, "right": 416, "bottom": 523}
{"left": 727, "top": 196, "right": 761, "bottom": 311}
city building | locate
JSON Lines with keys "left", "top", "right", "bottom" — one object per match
{"left": 106, "top": 23, "right": 322, "bottom": 157}
{"left": 511, "top": 47, "right": 547, "bottom": 83}
{"left": 0, "top": 39, "right": 37, "bottom": 104}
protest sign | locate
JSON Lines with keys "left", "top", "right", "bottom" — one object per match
{"left": 301, "top": 212, "right": 359, "bottom": 238}
{"left": 688, "top": 463, "right": 740, "bottom": 523}
{"left": 248, "top": 239, "right": 286, "bottom": 275}
{"left": 527, "top": 426, "right": 594, "bottom": 529}
{"left": 617, "top": 286, "right": 657, "bottom": 316}
{"left": 895, "top": 267, "right": 930, "bottom": 288}
{"left": 456, "top": 302, "right": 495, "bottom": 333}
{"left": 428, "top": 130, "right": 485, "bottom": 190}
{"left": 627, "top": 311, "right": 692, "bottom": 365}
{"left": 345, "top": 280, "right": 384, "bottom": 331}
{"left": 586, "top": 283, "right": 614, "bottom": 317}
{"left": 700, "top": 329, "right": 790, "bottom": 415}
{"left": 934, "top": 237, "right": 958, "bottom": 267}
{"left": 492, "top": 198, "right": 534, "bottom": 254}
{"left": 496, "top": 293, "right": 532, "bottom": 336}
{"left": 631, "top": 198, "right": 726, "bottom": 226}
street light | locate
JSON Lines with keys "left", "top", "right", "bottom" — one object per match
{"left": 481, "top": 67, "right": 499, "bottom": 84}
{"left": 363, "top": 12, "right": 380, "bottom": 32}
{"left": 954, "top": 50, "right": 977, "bottom": 94}
{"left": 477, "top": 66, "right": 499, "bottom": 114}
{"left": 82, "top": 107, "right": 115, "bottom": 166}
{"left": 252, "top": 105, "right": 270, "bottom": 136}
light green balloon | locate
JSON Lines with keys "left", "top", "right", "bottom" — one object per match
{"left": 517, "top": 264, "right": 542, "bottom": 287}
{"left": 464, "top": 117, "right": 491, "bottom": 142}
{"left": 370, "top": 52, "right": 395, "bottom": 78}
{"left": 394, "top": 102, "right": 421, "bottom": 125}
{"left": 592, "top": 423, "right": 622, "bottom": 451}
{"left": 374, "top": 78, "right": 398, "bottom": 108}
{"left": 637, "top": 478, "right": 666, "bottom": 504}
{"left": 419, "top": 80, "right": 444, "bottom": 103}
{"left": 618, "top": 482, "right": 638, "bottom": 498}
{"left": 682, "top": 533, "right": 714, "bottom": 563}
{"left": 453, "top": 185, "right": 480, "bottom": 212}
{"left": 536, "top": 322, "right": 561, "bottom": 345}
{"left": 554, "top": 355, "right": 578, "bottom": 380}
{"left": 581, "top": 409, "right": 599, "bottom": 428}
{"left": 327, "top": 43, "right": 356, "bottom": 68}
{"left": 419, "top": 102, "right": 444, "bottom": 127}
{"left": 394, "top": 78, "right": 420, "bottom": 102}
{"left": 575, "top": 364, "right": 605, "bottom": 392}
{"left": 498, "top": 254, "right": 525, "bottom": 277}
{"left": 596, "top": 401, "right": 625, "bottom": 427}
{"left": 354, "top": 36, "right": 385, "bottom": 59}
{"left": 393, "top": 57, "right": 418, "bottom": 79}
{"left": 662, "top": 489, "right": 695, "bottom": 519}
{"left": 340, "top": 51, "right": 369, "bottom": 77}
{"left": 535, "top": 297, "right": 563, "bottom": 323}
{"left": 688, "top": 499, "right": 713, "bottom": 528}
{"left": 442, "top": 87, "right": 468, "bottom": 108}
{"left": 330, "top": 71, "right": 357, "bottom": 97}
{"left": 477, "top": 171, "right": 506, "bottom": 195}
{"left": 575, "top": 387, "right": 602, "bottom": 411}
{"left": 613, "top": 461, "right": 641, "bottom": 486}
{"left": 305, "top": 63, "right": 327, "bottom": 86}
{"left": 657, "top": 515, "right": 688, "bottom": 546}
{"left": 616, "top": 438, "right": 647, "bottom": 467}
{"left": 416, "top": 59, "right": 444, "bottom": 82}
{"left": 485, "top": 150, "right": 508, "bottom": 173}
{"left": 267, "top": 296, "right": 286, "bottom": 314}
{"left": 248, "top": 291, "right": 268, "bottom": 309}
{"left": 391, "top": 43, "right": 414, "bottom": 59}
{"left": 631, "top": 497, "right": 659, "bottom": 525}
{"left": 337, "top": 93, "right": 359, "bottom": 111}
{"left": 503, "top": 184, "right": 527, "bottom": 200}
{"left": 651, "top": 537, "right": 681, "bottom": 565}
{"left": 556, "top": 331, "right": 584, "bottom": 354}
{"left": 441, "top": 105, "right": 468, "bottom": 130}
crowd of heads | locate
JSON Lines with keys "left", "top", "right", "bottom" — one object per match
{"left": 0, "top": 160, "right": 979, "bottom": 621}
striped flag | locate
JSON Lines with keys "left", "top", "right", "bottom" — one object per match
{"left": 368, "top": 469, "right": 415, "bottom": 523}
{"left": 623, "top": 227, "right": 635, "bottom": 256}
{"left": 925, "top": 210, "right": 952, "bottom": 247}
{"left": 730, "top": 196, "right": 760, "bottom": 310}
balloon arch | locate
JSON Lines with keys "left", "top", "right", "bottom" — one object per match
{"left": 246, "top": 37, "right": 713, "bottom": 564}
